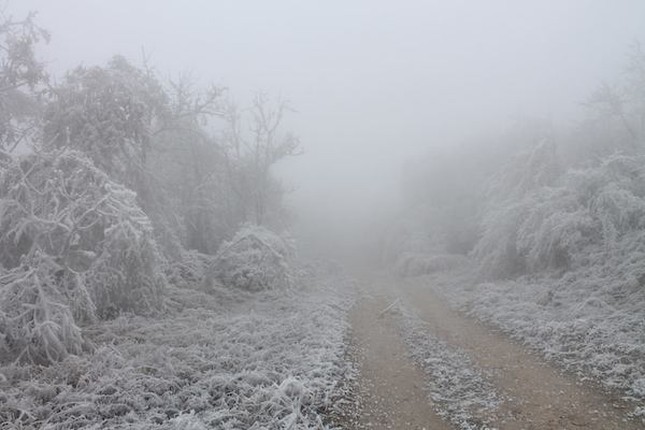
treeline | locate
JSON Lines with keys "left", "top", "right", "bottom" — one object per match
{"left": 0, "top": 13, "right": 296, "bottom": 364}
{"left": 390, "top": 43, "right": 645, "bottom": 282}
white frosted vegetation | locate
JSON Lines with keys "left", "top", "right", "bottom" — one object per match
{"left": 0, "top": 150, "right": 164, "bottom": 365}
{"left": 208, "top": 225, "right": 295, "bottom": 292}
{"left": 425, "top": 264, "right": 645, "bottom": 411}
{"left": 397, "top": 151, "right": 645, "bottom": 415}
{"left": 475, "top": 155, "right": 645, "bottom": 278}
{"left": 449, "top": 155, "right": 645, "bottom": 404}
{"left": 0, "top": 269, "right": 354, "bottom": 429}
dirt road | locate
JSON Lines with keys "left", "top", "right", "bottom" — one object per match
{"left": 348, "top": 293, "right": 452, "bottom": 430}
{"left": 348, "top": 274, "right": 643, "bottom": 430}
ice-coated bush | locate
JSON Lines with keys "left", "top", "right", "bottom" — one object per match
{"left": 0, "top": 149, "right": 165, "bottom": 364}
{"left": 208, "top": 224, "right": 294, "bottom": 291}
{"left": 0, "top": 252, "right": 87, "bottom": 364}
{"left": 474, "top": 154, "right": 645, "bottom": 279}
{"left": 474, "top": 188, "right": 594, "bottom": 278}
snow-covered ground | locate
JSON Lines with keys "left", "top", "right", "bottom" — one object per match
{"left": 421, "top": 265, "right": 645, "bottom": 417}
{"left": 393, "top": 300, "right": 500, "bottom": 430}
{"left": 0, "top": 270, "right": 354, "bottom": 429}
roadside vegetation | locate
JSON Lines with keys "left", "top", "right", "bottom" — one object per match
{"left": 388, "top": 44, "right": 645, "bottom": 411}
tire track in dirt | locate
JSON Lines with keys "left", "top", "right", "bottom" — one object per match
{"left": 347, "top": 285, "right": 452, "bottom": 429}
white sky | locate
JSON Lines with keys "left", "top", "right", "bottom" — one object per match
{"left": 10, "top": 0, "right": 645, "bottom": 250}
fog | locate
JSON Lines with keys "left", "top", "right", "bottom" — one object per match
{"left": 4, "top": 2, "right": 645, "bottom": 426}
{"left": 12, "top": 0, "right": 645, "bottom": 257}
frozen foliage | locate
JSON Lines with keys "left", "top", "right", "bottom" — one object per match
{"left": 0, "top": 11, "right": 49, "bottom": 155}
{"left": 40, "top": 55, "right": 297, "bottom": 258}
{"left": 581, "top": 44, "right": 645, "bottom": 153}
{"left": 0, "top": 252, "right": 87, "bottom": 365}
{"left": 473, "top": 140, "right": 563, "bottom": 278}
{"left": 0, "top": 270, "right": 355, "bottom": 429}
{"left": 418, "top": 154, "right": 645, "bottom": 416}
{"left": 43, "top": 56, "right": 167, "bottom": 186}
{"left": 394, "top": 252, "right": 468, "bottom": 277}
{"left": 475, "top": 154, "right": 645, "bottom": 278}
{"left": 0, "top": 7, "right": 299, "bottom": 371}
{"left": 209, "top": 224, "right": 295, "bottom": 291}
{"left": 426, "top": 266, "right": 645, "bottom": 412}
{"left": 394, "top": 299, "right": 500, "bottom": 430}
{"left": 486, "top": 139, "right": 560, "bottom": 203}
{"left": 391, "top": 121, "right": 556, "bottom": 265}
{"left": 0, "top": 150, "right": 164, "bottom": 364}
{"left": 461, "top": 143, "right": 645, "bottom": 410}
{"left": 473, "top": 187, "right": 593, "bottom": 278}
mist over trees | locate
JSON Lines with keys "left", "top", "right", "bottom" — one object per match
{"left": 1, "top": 2, "right": 645, "bottom": 428}
{"left": 382, "top": 46, "right": 645, "bottom": 402}
{"left": 389, "top": 43, "right": 645, "bottom": 283}
{"left": 0, "top": 12, "right": 297, "bottom": 365}
{"left": 1, "top": 2, "right": 643, "bottom": 368}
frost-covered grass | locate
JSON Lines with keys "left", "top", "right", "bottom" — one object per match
{"left": 393, "top": 300, "right": 500, "bottom": 430}
{"left": 422, "top": 263, "right": 645, "bottom": 410}
{"left": 0, "top": 270, "right": 354, "bottom": 429}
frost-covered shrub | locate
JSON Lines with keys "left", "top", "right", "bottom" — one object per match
{"left": 475, "top": 187, "right": 595, "bottom": 278}
{"left": 516, "top": 187, "right": 594, "bottom": 272}
{"left": 0, "top": 150, "right": 165, "bottom": 363}
{"left": 0, "top": 252, "right": 87, "bottom": 364}
{"left": 463, "top": 154, "right": 645, "bottom": 400}
{"left": 475, "top": 154, "right": 645, "bottom": 279}
{"left": 208, "top": 225, "right": 294, "bottom": 291}
{"left": 395, "top": 253, "right": 468, "bottom": 277}
{"left": 472, "top": 201, "right": 528, "bottom": 279}
{"left": 486, "top": 139, "right": 561, "bottom": 203}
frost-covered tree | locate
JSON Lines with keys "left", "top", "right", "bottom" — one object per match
{"left": 387, "top": 119, "right": 554, "bottom": 265}
{"left": 43, "top": 56, "right": 168, "bottom": 193}
{"left": 0, "top": 11, "right": 48, "bottom": 157}
{"left": 471, "top": 139, "right": 562, "bottom": 278}
{"left": 474, "top": 153, "right": 645, "bottom": 279}
{"left": 471, "top": 45, "right": 645, "bottom": 280}
{"left": 486, "top": 139, "right": 561, "bottom": 203}
{"left": 43, "top": 57, "right": 297, "bottom": 257}
{"left": 42, "top": 58, "right": 238, "bottom": 257}
{"left": 147, "top": 77, "right": 230, "bottom": 254}
{"left": 572, "top": 43, "right": 645, "bottom": 158}
{"left": 0, "top": 149, "right": 165, "bottom": 363}
{"left": 0, "top": 3, "right": 301, "bottom": 369}
{"left": 220, "top": 94, "right": 299, "bottom": 228}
